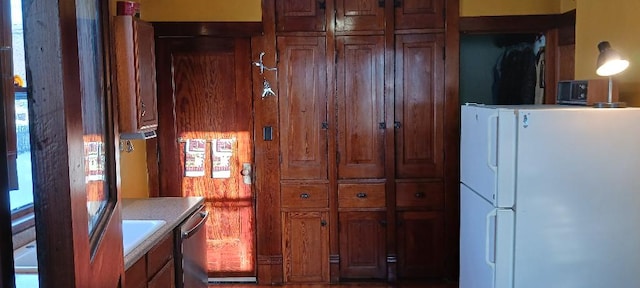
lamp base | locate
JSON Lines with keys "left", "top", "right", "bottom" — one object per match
{"left": 593, "top": 101, "right": 627, "bottom": 108}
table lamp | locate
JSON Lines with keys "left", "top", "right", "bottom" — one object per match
{"left": 594, "top": 41, "right": 629, "bottom": 108}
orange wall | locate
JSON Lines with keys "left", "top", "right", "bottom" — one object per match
{"left": 575, "top": 0, "right": 640, "bottom": 106}
{"left": 139, "top": 0, "right": 261, "bottom": 22}
{"left": 119, "top": 139, "right": 149, "bottom": 198}
{"left": 460, "top": 0, "right": 561, "bottom": 17}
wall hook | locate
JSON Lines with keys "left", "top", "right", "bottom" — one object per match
{"left": 253, "top": 52, "right": 277, "bottom": 75}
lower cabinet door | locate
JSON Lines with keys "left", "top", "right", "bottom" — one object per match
{"left": 124, "top": 257, "right": 147, "bottom": 288}
{"left": 148, "top": 260, "right": 175, "bottom": 288}
{"left": 282, "top": 211, "right": 329, "bottom": 283}
{"left": 339, "top": 211, "right": 386, "bottom": 279}
{"left": 397, "top": 211, "right": 445, "bottom": 278}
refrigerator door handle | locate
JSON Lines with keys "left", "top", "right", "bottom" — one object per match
{"left": 485, "top": 210, "right": 497, "bottom": 268}
{"left": 487, "top": 114, "right": 498, "bottom": 172}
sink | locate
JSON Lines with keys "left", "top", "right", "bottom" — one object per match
{"left": 122, "top": 219, "right": 166, "bottom": 256}
{"left": 13, "top": 219, "right": 165, "bottom": 273}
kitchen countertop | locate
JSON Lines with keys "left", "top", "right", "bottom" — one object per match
{"left": 122, "top": 196, "right": 204, "bottom": 269}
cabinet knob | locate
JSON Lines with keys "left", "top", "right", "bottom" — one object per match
{"left": 394, "top": 0, "right": 402, "bottom": 8}
{"left": 300, "top": 193, "right": 310, "bottom": 199}
{"left": 318, "top": 0, "right": 326, "bottom": 10}
{"left": 321, "top": 220, "right": 327, "bottom": 226}
{"left": 356, "top": 192, "right": 368, "bottom": 198}
{"left": 414, "top": 192, "right": 425, "bottom": 198}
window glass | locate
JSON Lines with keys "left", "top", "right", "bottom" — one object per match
{"left": 10, "top": 0, "right": 32, "bottom": 211}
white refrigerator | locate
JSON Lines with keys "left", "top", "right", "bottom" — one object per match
{"left": 460, "top": 104, "right": 640, "bottom": 288}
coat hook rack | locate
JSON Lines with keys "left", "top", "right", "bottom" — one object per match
{"left": 253, "top": 52, "right": 277, "bottom": 75}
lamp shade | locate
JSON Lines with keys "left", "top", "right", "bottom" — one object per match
{"left": 596, "top": 41, "right": 629, "bottom": 76}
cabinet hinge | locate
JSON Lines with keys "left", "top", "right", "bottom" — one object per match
{"left": 335, "top": 51, "right": 338, "bottom": 64}
{"left": 336, "top": 151, "right": 340, "bottom": 164}
{"left": 279, "top": 152, "right": 283, "bottom": 164}
{"left": 275, "top": 49, "right": 280, "bottom": 64}
{"left": 442, "top": 46, "right": 446, "bottom": 61}
{"left": 443, "top": 5, "right": 446, "bottom": 20}
{"left": 322, "top": 122, "right": 329, "bottom": 129}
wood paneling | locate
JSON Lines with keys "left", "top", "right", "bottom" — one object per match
{"left": 277, "top": 36, "right": 328, "bottom": 180}
{"left": 281, "top": 183, "right": 329, "bottom": 209}
{"left": 276, "top": 0, "right": 326, "bottom": 32}
{"left": 336, "top": 36, "right": 385, "bottom": 179}
{"left": 157, "top": 37, "right": 256, "bottom": 277}
{"left": 396, "top": 211, "right": 445, "bottom": 278}
{"left": 282, "top": 211, "right": 329, "bottom": 283}
{"left": 395, "top": 0, "right": 445, "bottom": 30}
{"left": 394, "top": 34, "right": 444, "bottom": 179}
{"left": 459, "top": 14, "right": 560, "bottom": 33}
{"left": 153, "top": 22, "right": 263, "bottom": 37}
{"left": 338, "top": 183, "right": 386, "bottom": 209}
{"left": 336, "top": 0, "right": 385, "bottom": 32}
{"left": 339, "top": 212, "right": 386, "bottom": 279}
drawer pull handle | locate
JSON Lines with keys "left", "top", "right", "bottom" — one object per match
{"left": 300, "top": 193, "right": 310, "bottom": 199}
{"left": 356, "top": 192, "right": 368, "bottom": 198}
{"left": 414, "top": 192, "right": 425, "bottom": 198}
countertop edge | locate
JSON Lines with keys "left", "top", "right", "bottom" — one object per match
{"left": 121, "top": 197, "right": 204, "bottom": 269}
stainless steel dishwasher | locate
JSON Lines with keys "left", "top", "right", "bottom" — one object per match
{"left": 175, "top": 205, "right": 209, "bottom": 288}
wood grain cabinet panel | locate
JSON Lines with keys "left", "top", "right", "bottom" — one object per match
{"left": 276, "top": 0, "right": 326, "bottom": 32}
{"left": 281, "top": 183, "right": 329, "bottom": 208}
{"left": 124, "top": 257, "right": 147, "bottom": 288}
{"left": 394, "top": 33, "right": 444, "bottom": 179}
{"left": 113, "top": 16, "right": 158, "bottom": 133}
{"left": 338, "top": 183, "right": 385, "bottom": 209}
{"left": 394, "top": 0, "right": 445, "bottom": 30}
{"left": 396, "top": 211, "right": 445, "bottom": 278}
{"left": 395, "top": 181, "right": 444, "bottom": 209}
{"left": 336, "top": 36, "right": 385, "bottom": 179}
{"left": 147, "top": 260, "right": 175, "bottom": 288}
{"left": 283, "top": 211, "right": 330, "bottom": 283}
{"left": 339, "top": 212, "right": 386, "bottom": 279}
{"left": 278, "top": 37, "right": 328, "bottom": 180}
{"left": 336, "top": 0, "right": 385, "bottom": 31}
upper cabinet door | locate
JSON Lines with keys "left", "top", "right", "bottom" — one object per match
{"left": 113, "top": 16, "right": 158, "bottom": 134}
{"left": 277, "top": 0, "right": 326, "bottom": 32}
{"left": 394, "top": 34, "right": 444, "bottom": 179}
{"left": 336, "top": 36, "right": 385, "bottom": 179}
{"left": 25, "top": 0, "right": 124, "bottom": 286}
{"left": 336, "top": 0, "right": 385, "bottom": 32}
{"left": 394, "top": 0, "right": 445, "bottom": 30}
{"left": 278, "top": 37, "right": 328, "bottom": 180}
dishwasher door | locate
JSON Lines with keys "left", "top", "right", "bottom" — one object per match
{"left": 176, "top": 205, "right": 209, "bottom": 288}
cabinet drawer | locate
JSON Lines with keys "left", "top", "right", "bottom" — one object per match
{"left": 124, "top": 256, "right": 147, "bottom": 288}
{"left": 281, "top": 184, "right": 328, "bottom": 208}
{"left": 338, "top": 183, "right": 385, "bottom": 208}
{"left": 396, "top": 182, "right": 444, "bottom": 209}
{"left": 147, "top": 259, "right": 175, "bottom": 288}
{"left": 146, "top": 233, "right": 174, "bottom": 279}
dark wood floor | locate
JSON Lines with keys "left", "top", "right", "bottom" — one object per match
{"left": 208, "top": 281, "right": 458, "bottom": 288}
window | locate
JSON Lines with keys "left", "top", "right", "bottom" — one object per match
{"left": 8, "top": 0, "right": 33, "bottom": 233}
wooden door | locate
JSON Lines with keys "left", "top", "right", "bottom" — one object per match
{"left": 276, "top": 0, "right": 326, "bottom": 32}
{"left": 336, "top": 36, "right": 385, "bottom": 179}
{"left": 156, "top": 37, "right": 255, "bottom": 277}
{"left": 134, "top": 20, "right": 158, "bottom": 131}
{"left": 339, "top": 212, "right": 386, "bottom": 279}
{"left": 24, "top": 0, "right": 125, "bottom": 286}
{"left": 394, "top": 0, "right": 445, "bottom": 30}
{"left": 396, "top": 211, "right": 445, "bottom": 278}
{"left": 394, "top": 34, "right": 444, "bottom": 179}
{"left": 277, "top": 37, "right": 328, "bottom": 180}
{"left": 282, "top": 211, "right": 329, "bottom": 282}
{"left": 335, "top": 0, "right": 385, "bottom": 32}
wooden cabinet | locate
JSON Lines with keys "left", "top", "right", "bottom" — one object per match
{"left": 336, "top": 36, "right": 385, "bottom": 179}
{"left": 336, "top": 0, "right": 385, "bottom": 32}
{"left": 276, "top": 0, "right": 326, "bottom": 32}
{"left": 396, "top": 211, "right": 445, "bottom": 278}
{"left": 277, "top": 37, "right": 328, "bottom": 180}
{"left": 282, "top": 210, "right": 329, "bottom": 283}
{"left": 394, "top": 33, "right": 444, "bottom": 179}
{"left": 394, "top": 0, "right": 445, "bottom": 30}
{"left": 124, "top": 233, "right": 175, "bottom": 288}
{"left": 338, "top": 183, "right": 386, "bottom": 279}
{"left": 113, "top": 16, "right": 158, "bottom": 134}
{"left": 339, "top": 212, "right": 386, "bottom": 279}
